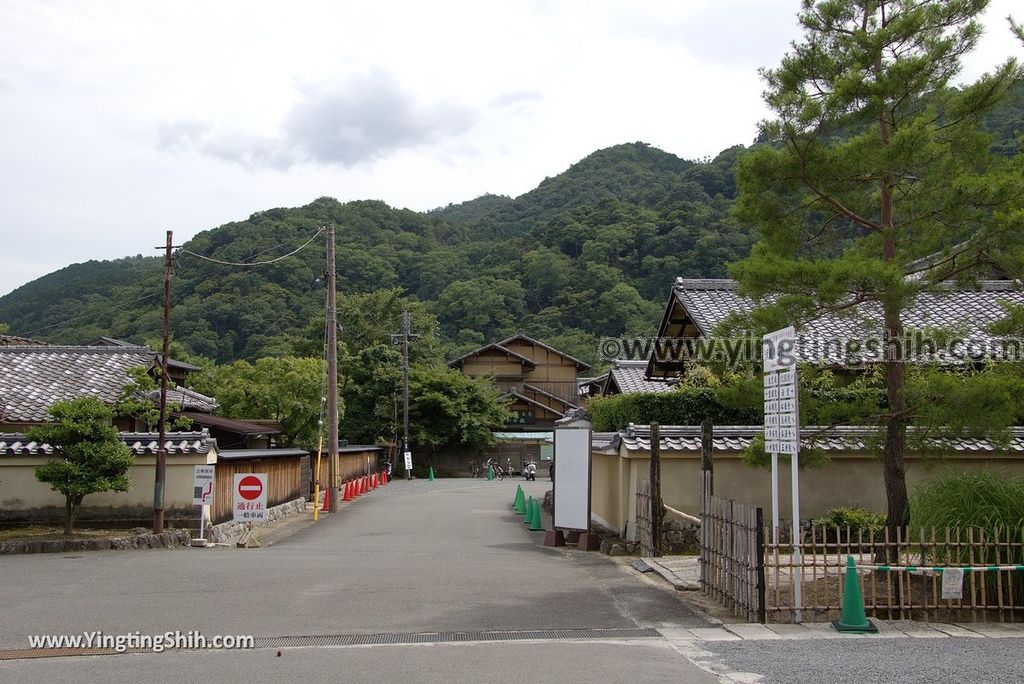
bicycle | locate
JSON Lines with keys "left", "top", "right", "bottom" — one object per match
{"left": 468, "top": 460, "right": 480, "bottom": 478}
{"left": 485, "top": 458, "right": 505, "bottom": 480}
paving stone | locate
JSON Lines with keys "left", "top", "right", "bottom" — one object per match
{"left": 723, "top": 623, "right": 782, "bottom": 640}
{"left": 954, "top": 623, "right": 1024, "bottom": 638}
{"left": 687, "top": 627, "right": 742, "bottom": 641}
{"left": 764, "top": 623, "right": 814, "bottom": 639}
{"left": 928, "top": 623, "right": 986, "bottom": 638}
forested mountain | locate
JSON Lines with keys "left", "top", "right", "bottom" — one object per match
{"left": 0, "top": 142, "right": 752, "bottom": 366}
{"left": 2, "top": 80, "right": 1020, "bottom": 368}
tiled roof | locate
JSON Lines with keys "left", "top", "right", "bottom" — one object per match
{"left": 147, "top": 386, "right": 218, "bottom": 413}
{"left": 177, "top": 411, "right": 280, "bottom": 436}
{"left": 671, "top": 278, "right": 1024, "bottom": 364}
{"left": 448, "top": 343, "right": 537, "bottom": 368}
{"left": 606, "top": 360, "right": 675, "bottom": 395}
{"left": 498, "top": 390, "right": 566, "bottom": 418}
{"left": 0, "top": 346, "right": 157, "bottom": 423}
{"left": 615, "top": 424, "right": 1024, "bottom": 454}
{"left": 499, "top": 333, "right": 592, "bottom": 371}
{"left": 0, "top": 335, "right": 45, "bottom": 346}
{"left": 0, "top": 429, "right": 215, "bottom": 456}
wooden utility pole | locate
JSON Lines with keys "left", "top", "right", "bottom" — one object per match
{"left": 401, "top": 309, "right": 411, "bottom": 480}
{"left": 326, "top": 225, "right": 340, "bottom": 511}
{"left": 153, "top": 230, "right": 173, "bottom": 533}
{"left": 649, "top": 422, "right": 663, "bottom": 557}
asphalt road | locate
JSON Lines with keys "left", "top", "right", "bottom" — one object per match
{"left": 0, "top": 478, "right": 715, "bottom": 683}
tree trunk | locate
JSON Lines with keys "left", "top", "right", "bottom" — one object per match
{"left": 64, "top": 496, "right": 80, "bottom": 536}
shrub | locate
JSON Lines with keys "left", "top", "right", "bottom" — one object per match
{"left": 811, "top": 506, "right": 885, "bottom": 543}
{"left": 910, "top": 471, "right": 1024, "bottom": 532}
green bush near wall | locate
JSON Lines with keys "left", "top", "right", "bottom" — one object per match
{"left": 588, "top": 387, "right": 759, "bottom": 432}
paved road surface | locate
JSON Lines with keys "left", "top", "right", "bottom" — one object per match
{"left": 0, "top": 478, "right": 715, "bottom": 683}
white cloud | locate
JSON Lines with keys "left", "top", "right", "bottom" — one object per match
{"left": 0, "top": 0, "right": 1019, "bottom": 297}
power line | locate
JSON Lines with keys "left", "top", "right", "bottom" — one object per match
{"left": 179, "top": 227, "right": 325, "bottom": 267}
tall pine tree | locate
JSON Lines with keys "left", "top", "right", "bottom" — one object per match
{"left": 732, "top": 0, "right": 1024, "bottom": 532}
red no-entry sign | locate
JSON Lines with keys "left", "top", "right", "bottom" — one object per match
{"left": 233, "top": 473, "right": 268, "bottom": 522}
{"left": 237, "top": 475, "right": 264, "bottom": 501}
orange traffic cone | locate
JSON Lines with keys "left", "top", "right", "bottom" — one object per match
{"left": 359, "top": 476, "right": 366, "bottom": 495}
{"left": 323, "top": 485, "right": 331, "bottom": 512}
{"left": 381, "top": 470, "right": 388, "bottom": 485}
{"left": 373, "top": 473, "right": 379, "bottom": 488}
{"left": 342, "top": 480, "right": 351, "bottom": 501}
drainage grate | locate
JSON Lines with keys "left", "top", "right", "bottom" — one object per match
{"left": 253, "top": 627, "right": 660, "bottom": 649}
{"left": 0, "top": 628, "right": 661, "bottom": 660}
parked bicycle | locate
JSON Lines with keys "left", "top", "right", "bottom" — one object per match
{"left": 485, "top": 458, "right": 506, "bottom": 480}
{"left": 468, "top": 459, "right": 480, "bottom": 478}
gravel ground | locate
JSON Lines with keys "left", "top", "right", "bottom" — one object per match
{"left": 705, "top": 637, "right": 1024, "bottom": 683}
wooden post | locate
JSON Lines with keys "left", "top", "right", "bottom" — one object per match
{"left": 699, "top": 418, "right": 713, "bottom": 586}
{"left": 650, "top": 423, "right": 663, "bottom": 557}
{"left": 153, "top": 229, "right": 172, "bottom": 534}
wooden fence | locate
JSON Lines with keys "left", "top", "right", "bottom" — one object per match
{"left": 765, "top": 524, "right": 1024, "bottom": 623}
{"left": 636, "top": 478, "right": 655, "bottom": 557}
{"left": 699, "top": 494, "right": 766, "bottom": 623}
{"left": 213, "top": 456, "right": 306, "bottom": 524}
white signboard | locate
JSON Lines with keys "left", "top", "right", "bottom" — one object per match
{"left": 403, "top": 451, "right": 413, "bottom": 471}
{"left": 942, "top": 568, "right": 964, "bottom": 600}
{"left": 553, "top": 427, "right": 591, "bottom": 531}
{"left": 193, "top": 465, "right": 215, "bottom": 505}
{"left": 233, "top": 473, "right": 268, "bottom": 523}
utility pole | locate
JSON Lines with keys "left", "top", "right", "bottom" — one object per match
{"left": 154, "top": 230, "right": 173, "bottom": 533}
{"left": 401, "top": 310, "right": 411, "bottom": 480}
{"left": 326, "top": 225, "right": 340, "bottom": 511}
{"left": 390, "top": 310, "right": 418, "bottom": 479}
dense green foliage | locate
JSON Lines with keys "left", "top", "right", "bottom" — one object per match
{"left": 190, "top": 356, "right": 330, "bottom": 449}
{"left": 27, "top": 397, "right": 134, "bottom": 534}
{"left": 810, "top": 506, "right": 886, "bottom": 539}
{"left": 0, "top": 142, "right": 758, "bottom": 365}
{"left": 911, "top": 471, "right": 1024, "bottom": 533}
{"left": 729, "top": 0, "right": 1024, "bottom": 529}
{"left": 588, "top": 386, "right": 759, "bottom": 432}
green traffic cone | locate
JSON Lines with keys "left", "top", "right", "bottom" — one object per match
{"left": 832, "top": 555, "right": 877, "bottom": 633}
{"left": 486, "top": 466, "right": 494, "bottom": 481}
{"left": 528, "top": 499, "right": 544, "bottom": 531}
{"left": 428, "top": 466, "right": 435, "bottom": 481}
{"left": 522, "top": 495, "right": 533, "bottom": 523}
{"left": 513, "top": 485, "right": 524, "bottom": 512}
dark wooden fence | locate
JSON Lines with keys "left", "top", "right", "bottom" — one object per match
{"left": 699, "top": 494, "right": 766, "bottom": 623}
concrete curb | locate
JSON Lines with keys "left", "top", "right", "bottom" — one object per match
{"left": 660, "top": 620, "right": 1024, "bottom": 642}
{"left": 0, "top": 528, "right": 192, "bottom": 554}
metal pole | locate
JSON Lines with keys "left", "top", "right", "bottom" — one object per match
{"left": 771, "top": 452, "right": 779, "bottom": 546}
{"left": 326, "top": 225, "right": 339, "bottom": 510}
{"left": 402, "top": 309, "right": 411, "bottom": 480}
{"left": 791, "top": 366, "right": 803, "bottom": 623}
{"left": 153, "top": 230, "right": 172, "bottom": 534}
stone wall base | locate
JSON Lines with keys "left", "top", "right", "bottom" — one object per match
{"left": 208, "top": 497, "right": 307, "bottom": 544}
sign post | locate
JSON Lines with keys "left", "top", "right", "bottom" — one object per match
{"left": 763, "top": 326, "right": 802, "bottom": 622}
{"left": 553, "top": 411, "right": 592, "bottom": 547}
{"left": 192, "top": 465, "right": 215, "bottom": 542}
{"left": 403, "top": 450, "right": 413, "bottom": 474}
{"left": 233, "top": 473, "right": 268, "bottom": 523}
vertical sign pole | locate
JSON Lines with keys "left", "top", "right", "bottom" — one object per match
{"left": 770, "top": 451, "right": 779, "bottom": 546}
{"left": 790, "top": 364, "right": 803, "bottom": 624}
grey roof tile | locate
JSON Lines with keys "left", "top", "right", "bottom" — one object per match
{"left": 0, "top": 429, "right": 215, "bottom": 456}
{"left": 0, "top": 346, "right": 157, "bottom": 422}
{"left": 607, "top": 360, "right": 675, "bottom": 394}
{"left": 617, "top": 424, "right": 1024, "bottom": 454}
{"left": 672, "top": 279, "right": 1024, "bottom": 364}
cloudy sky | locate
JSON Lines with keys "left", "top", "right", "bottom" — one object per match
{"left": 0, "top": 0, "right": 1019, "bottom": 296}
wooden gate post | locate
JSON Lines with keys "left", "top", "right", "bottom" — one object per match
{"left": 650, "top": 423, "right": 663, "bottom": 557}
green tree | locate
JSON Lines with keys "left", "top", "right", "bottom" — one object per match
{"left": 191, "top": 356, "right": 330, "bottom": 448}
{"left": 27, "top": 397, "right": 134, "bottom": 534}
{"left": 407, "top": 366, "right": 513, "bottom": 459}
{"left": 732, "top": 0, "right": 1024, "bottom": 531}
{"left": 112, "top": 367, "right": 192, "bottom": 431}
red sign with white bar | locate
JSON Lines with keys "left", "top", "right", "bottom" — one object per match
{"left": 233, "top": 473, "right": 268, "bottom": 522}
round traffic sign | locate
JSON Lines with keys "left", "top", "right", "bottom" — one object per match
{"left": 238, "top": 475, "right": 264, "bottom": 501}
